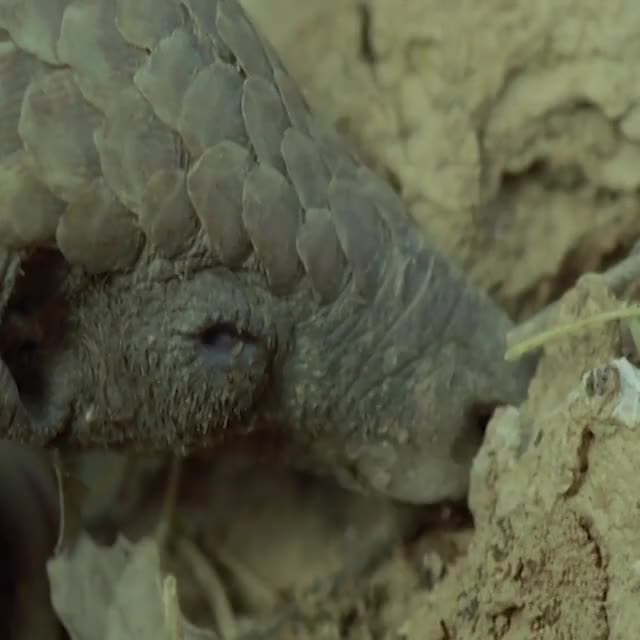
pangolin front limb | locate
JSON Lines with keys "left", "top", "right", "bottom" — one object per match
{"left": 0, "top": 0, "right": 534, "bottom": 504}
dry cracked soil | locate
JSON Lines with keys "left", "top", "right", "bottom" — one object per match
{"left": 5, "top": 2, "right": 640, "bottom": 639}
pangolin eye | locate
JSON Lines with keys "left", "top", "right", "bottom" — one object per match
{"left": 196, "top": 323, "right": 262, "bottom": 370}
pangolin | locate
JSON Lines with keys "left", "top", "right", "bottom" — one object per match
{"left": 0, "top": 0, "right": 534, "bottom": 504}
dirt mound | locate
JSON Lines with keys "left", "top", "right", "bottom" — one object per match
{"left": 401, "top": 276, "right": 639, "bottom": 639}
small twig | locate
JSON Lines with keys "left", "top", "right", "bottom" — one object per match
{"left": 507, "top": 244, "right": 640, "bottom": 358}
{"left": 177, "top": 536, "right": 237, "bottom": 640}
{"left": 156, "top": 454, "right": 183, "bottom": 552}
{"left": 52, "top": 450, "right": 87, "bottom": 554}
{"left": 506, "top": 305, "right": 640, "bottom": 361}
{"left": 163, "top": 575, "right": 185, "bottom": 640}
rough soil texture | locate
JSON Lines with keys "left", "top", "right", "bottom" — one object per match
{"left": 399, "top": 277, "right": 639, "bottom": 639}
{"left": 6, "top": 2, "right": 640, "bottom": 639}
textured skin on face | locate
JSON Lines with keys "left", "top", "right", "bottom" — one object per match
{"left": 0, "top": 0, "right": 534, "bottom": 504}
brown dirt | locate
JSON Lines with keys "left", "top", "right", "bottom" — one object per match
{"left": 8, "top": 2, "right": 640, "bottom": 639}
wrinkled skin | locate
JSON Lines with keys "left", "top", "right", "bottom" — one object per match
{"left": 0, "top": 0, "right": 534, "bottom": 504}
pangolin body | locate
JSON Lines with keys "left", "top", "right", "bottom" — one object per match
{"left": 0, "top": 0, "right": 534, "bottom": 504}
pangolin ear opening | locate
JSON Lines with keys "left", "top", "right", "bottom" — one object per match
{"left": 193, "top": 321, "right": 269, "bottom": 373}
{"left": 176, "top": 304, "right": 277, "bottom": 433}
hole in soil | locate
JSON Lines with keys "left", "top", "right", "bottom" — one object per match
{"left": 449, "top": 403, "right": 496, "bottom": 465}
{"left": 472, "top": 404, "right": 495, "bottom": 438}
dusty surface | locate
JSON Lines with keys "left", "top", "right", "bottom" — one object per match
{"left": 5, "top": 1, "right": 640, "bottom": 639}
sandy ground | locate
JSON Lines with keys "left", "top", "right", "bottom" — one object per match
{"left": 5, "top": 2, "right": 640, "bottom": 639}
